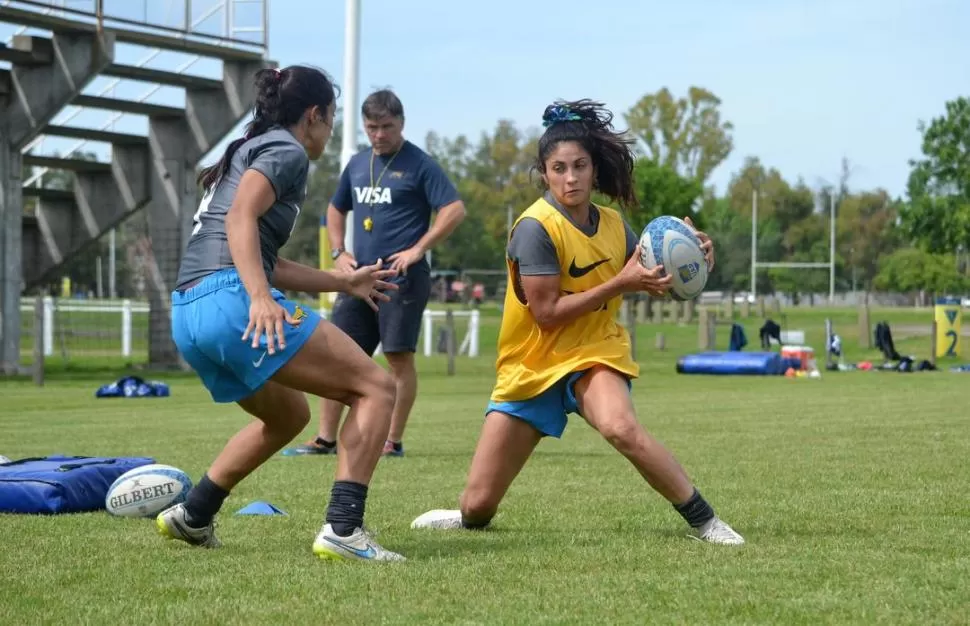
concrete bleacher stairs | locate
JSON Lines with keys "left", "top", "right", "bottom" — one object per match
{"left": 0, "top": 5, "right": 275, "bottom": 372}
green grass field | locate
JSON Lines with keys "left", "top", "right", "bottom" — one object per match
{"left": 2, "top": 306, "right": 968, "bottom": 624}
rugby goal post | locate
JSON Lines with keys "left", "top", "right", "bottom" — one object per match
{"left": 750, "top": 190, "right": 836, "bottom": 303}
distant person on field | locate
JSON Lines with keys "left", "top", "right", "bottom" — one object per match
{"left": 471, "top": 283, "right": 485, "bottom": 307}
{"left": 285, "top": 89, "right": 466, "bottom": 458}
{"left": 411, "top": 99, "right": 744, "bottom": 546}
{"left": 159, "top": 65, "right": 405, "bottom": 562}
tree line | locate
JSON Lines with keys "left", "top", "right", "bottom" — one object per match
{"left": 39, "top": 88, "right": 970, "bottom": 301}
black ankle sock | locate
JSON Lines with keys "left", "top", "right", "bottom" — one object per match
{"left": 326, "top": 480, "right": 368, "bottom": 537}
{"left": 391, "top": 441, "right": 403, "bottom": 452}
{"left": 314, "top": 436, "right": 336, "bottom": 448}
{"left": 673, "top": 488, "right": 715, "bottom": 528}
{"left": 183, "top": 473, "right": 230, "bottom": 528}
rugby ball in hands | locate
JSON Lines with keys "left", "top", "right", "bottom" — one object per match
{"left": 638, "top": 216, "right": 708, "bottom": 301}
{"left": 105, "top": 464, "right": 192, "bottom": 518}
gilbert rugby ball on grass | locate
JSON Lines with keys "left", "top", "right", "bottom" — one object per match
{"left": 105, "top": 464, "right": 192, "bottom": 518}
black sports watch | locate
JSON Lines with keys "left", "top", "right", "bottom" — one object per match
{"left": 331, "top": 247, "right": 345, "bottom": 261}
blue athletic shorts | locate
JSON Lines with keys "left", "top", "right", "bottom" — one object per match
{"left": 486, "top": 369, "right": 632, "bottom": 438}
{"left": 171, "top": 267, "right": 321, "bottom": 403}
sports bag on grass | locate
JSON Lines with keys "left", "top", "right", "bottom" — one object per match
{"left": 0, "top": 455, "right": 155, "bottom": 515}
{"left": 95, "top": 376, "right": 170, "bottom": 398}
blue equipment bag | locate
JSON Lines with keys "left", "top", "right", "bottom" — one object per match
{"left": 96, "top": 376, "right": 170, "bottom": 398}
{"left": 0, "top": 455, "right": 156, "bottom": 514}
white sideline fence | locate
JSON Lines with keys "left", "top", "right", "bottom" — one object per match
{"left": 319, "top": 307, "right": 481, "bottom": 358}
{"left": 20, "top": 297, "right": 148, "bottom": 357}
{"left": 420, "top": 309, "right": 481, "bottom": 358}
{"left": 19, "top": 297, "right": 481, "bottom": 359}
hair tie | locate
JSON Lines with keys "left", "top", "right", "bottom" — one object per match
{"left": 273, "top": 68, "right": 282, "bottom": 80}
{"left": 543, "top": 104, "right": 582, "bottom": 127}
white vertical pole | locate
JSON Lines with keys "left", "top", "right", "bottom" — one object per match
{"left": 829, "top": 192, "right": 836, "bottom": 304}
{"left": 341, "top": 0, "right": 361, "bottom": 256}
{"left": 750, "top": 189, "right": 758, "bottom": 301}
{"left": 470, "top": 310, "right": 480, "bottom": 357}
{"left": 43, "top": 297, "right": 53, "bottom": 357}
{"left": 423, "top": 311, "right": 432, "bottom": 356}
{"left": 108, "top": 228, "right": 116, "bottom": 299}
{"left": 121, "top": 299, "right": 132, "bottom": 357}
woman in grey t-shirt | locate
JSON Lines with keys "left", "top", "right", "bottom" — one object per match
{"left": 157, "top": 64, "right": 405, "bottom": 562}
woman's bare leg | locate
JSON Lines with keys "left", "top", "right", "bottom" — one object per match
{"left": 160, "top": 320, "right": 401, "bottom": 559}
{"left": 459, "top": 411, "right": 543, "bottom": 526}
{"left": 411, "top": 411, "right": 542, "bottom": 530}
{"left": 574, "top": 366, "right": 744, "bottom": 545}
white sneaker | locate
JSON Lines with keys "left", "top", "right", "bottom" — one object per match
{"left": 155, "top": 503, "right": 221, "bottom": 549}
{"left": 312, "top": 524, "right": 405, "bottom": 562}
{"left": 410, "top": 509, "right": 464, "bottom": 530}
{"left": 690, "top": 517, "right": 745, "bottom": 545}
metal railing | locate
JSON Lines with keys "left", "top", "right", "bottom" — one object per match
{"left": 2, "top": 0, "right": 267, "bottom": 50}
{"left": 1, "top": 0, "right": 268, "bottom": 185}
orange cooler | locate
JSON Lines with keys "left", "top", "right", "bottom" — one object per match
{"left": 781, "top": 345, "right": 816, "bottom": 371}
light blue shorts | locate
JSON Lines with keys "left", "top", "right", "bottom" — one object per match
{"left": 171, "top": 268, "right": 321, "bottom": 403}
{"left": 486, "top": 370, "right": 632, "bottom": 438}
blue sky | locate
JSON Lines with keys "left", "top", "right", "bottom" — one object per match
{"left": 262, "top": 0, "right": 967, "bottom": 198}
{"left": 6, "top": 0, "right": 968, "bottom": 198}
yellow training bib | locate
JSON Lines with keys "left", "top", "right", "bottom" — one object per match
{"left": 491, "top": 196, "right": 638, "bottom": 402}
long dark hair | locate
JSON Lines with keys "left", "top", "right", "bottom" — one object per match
{"left": 198, "top": 64, "right": 339, "bottom": 191}
{"left": 534, "top": 99, "right": 638, "bottom": 210}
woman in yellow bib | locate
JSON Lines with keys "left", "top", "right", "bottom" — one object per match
{"left": 412, "top": 100, "right": 744, "bottom": 545}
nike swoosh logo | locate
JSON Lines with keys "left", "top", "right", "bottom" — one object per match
{"left": 568, "top": 257, "right": 610, "bottom": 278}
{"left": 252, "top": 351, "right": 267, "bottom": 367}
{"left": 323, "top": 536, "right": 377, "bottom": 559}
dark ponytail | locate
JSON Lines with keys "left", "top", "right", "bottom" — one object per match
{"left": 198, "top": 64, "right": 339, "bottom": 191}
{"left": 534, "top": 99, "right": 638, "bottom": 210}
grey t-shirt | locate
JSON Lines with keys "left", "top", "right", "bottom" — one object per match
{"left": 177, "top": 127, "right": 309, "bottom": 289}
{"left": 508, "top": 192, "right": 638, "bottom": 276}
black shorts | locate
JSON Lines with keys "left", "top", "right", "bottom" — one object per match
{"left": 328, "top": 268, "right": 432, "bottom": 355}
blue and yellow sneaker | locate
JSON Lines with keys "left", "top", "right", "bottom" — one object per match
{"left": 282, "top": 437, "right": 338, "bottom": 457}
{"left": 312, "top": 524, "right": 405, "bottom": 562}
{"left": 156, "top": 503, "right": 221, "bottom": 548}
